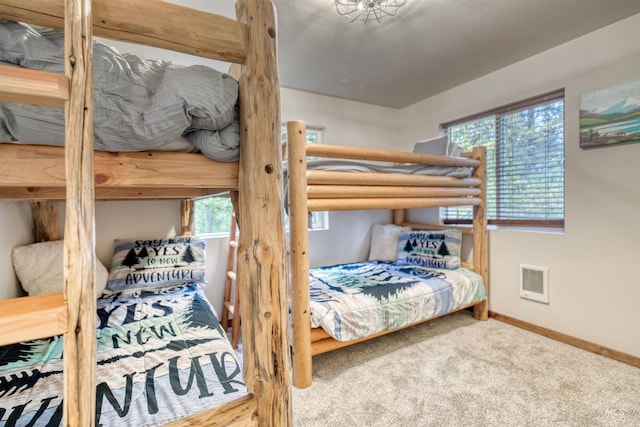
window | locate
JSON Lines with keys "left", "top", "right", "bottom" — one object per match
{"left": 194, "top": 193, "right": 234, "bottom": 236}
{"left": 194, "top": 124, "right": 328, "bottom": 236}
{"left": 441, "top": 90, "right": 565, "bottom": 227}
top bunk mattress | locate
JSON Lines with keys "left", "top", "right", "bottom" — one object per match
{"left": 303, "top": 158, "right": 473, "bottom": 178}
{"left": 0, "top": 19, "right": 240, "bottom": 162}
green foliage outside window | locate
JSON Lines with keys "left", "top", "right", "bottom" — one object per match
{"left": 194, "top": 195, "right": 234, "bottom": 235}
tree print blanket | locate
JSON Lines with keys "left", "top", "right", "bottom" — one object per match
{"left": 0, "top": 284, "right": 247, "bottom": 427}
{"left": 309, "top": 261, "right": 486, "bottom": 342}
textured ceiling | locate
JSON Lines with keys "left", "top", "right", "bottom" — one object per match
{"left": 123, "top": 1, "right": 639, "bottom": 110}
{"left": 271, "top": 0, "right": 640, "bottom": 108}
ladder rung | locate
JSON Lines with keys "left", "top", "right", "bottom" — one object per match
{"left": 223, "top": 301, "right": 235, "bottom": 316}
{"left": 0, "top": 292, "right": 67, "bottom": 346}
{"left": 0, "top": 65, "right": 69, "bottom": 108}
{"left": 227, "top": 271, "right": 237, "bottom": 281}
{"left": 229, "top": 240, "right": 238, "bottom": 248}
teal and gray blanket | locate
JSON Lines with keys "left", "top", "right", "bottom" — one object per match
{"left": 0, "top": 284, "right": 247, "bottom": 426}
{"left": 309, "top": 261, "right": 486, "bottom": 342}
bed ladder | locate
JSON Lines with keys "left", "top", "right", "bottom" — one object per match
{"left": 221, "top": 211, "right": 241, "bottom": 348}
{"left": 0, "top": 3, "right": 96, "bottom": 425}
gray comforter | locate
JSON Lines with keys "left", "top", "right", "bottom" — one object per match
{"left": 0, "top": 20, "right": 240, "bottom": 162}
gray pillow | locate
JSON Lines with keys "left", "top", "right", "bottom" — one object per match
{"left": 412, "top": 135, "right": 449, "bottom": 156}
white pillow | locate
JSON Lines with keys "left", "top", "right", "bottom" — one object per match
{"left": 368, "top": 223, "right": 411, "bottom": 262}
{"left": 12, "top": 240, "right": 108, "bottom": 298}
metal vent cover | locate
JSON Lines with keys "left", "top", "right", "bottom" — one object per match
{"left": 519, "top": 264, "right": 549, "bottom": 304}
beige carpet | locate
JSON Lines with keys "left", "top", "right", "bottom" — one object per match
{"left": 291, "top": 311, "right": 639, "bottom": 427}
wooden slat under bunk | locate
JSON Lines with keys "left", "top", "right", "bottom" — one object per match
{"left": 0, "top": 0, "right": 290, "bottom": 426}
{"left": 287, "top": 119, "right": 488, "bottom": 389}
{"left": 0, "top": 144, "right": 239, "bottom": 200}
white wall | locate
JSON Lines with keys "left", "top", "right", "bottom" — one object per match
{"left": 400, "top": 14, "right": 640, "bottom": 357}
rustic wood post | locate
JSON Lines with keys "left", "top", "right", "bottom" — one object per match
{"left": 181, "top": 199, "right": 195, "bottom": 235}
{"left": 30, "top": 201, "right": 60, "bottom": 242}
{"left": 236, "top": 0, "right": 291, "bottom": 425}
{"left": 287, "top": 120, "right": 313, "bottom": 389}
{"left": 471, "top": 146, "right": 489, "bottom": 321}
{"left": 63, "top": 0, "right": 96, "bottom": 425}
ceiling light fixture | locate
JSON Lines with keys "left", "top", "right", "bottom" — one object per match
{"left": 335, "top": 0, "right": 408, "bottom": 24}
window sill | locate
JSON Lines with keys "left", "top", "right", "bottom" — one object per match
{"left": 488, "top": 225, "right": 564, "bottom": 235}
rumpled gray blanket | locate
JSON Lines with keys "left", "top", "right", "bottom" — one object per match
{"left": 0, "top": 20, "right": 240, "bottom": 162}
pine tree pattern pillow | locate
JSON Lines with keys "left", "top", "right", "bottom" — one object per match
{"left": 396, "top": 229, "right": 462, "bottom": 270}
{"left": 106, "top": 236, "right": 206, "bottom": 293}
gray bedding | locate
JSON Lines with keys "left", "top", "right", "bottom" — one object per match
{"left": 303, "top": 159, "right": 472, "bottom": 178}
{"left": 0, "top": 20, "right": 240, "bottom": 162}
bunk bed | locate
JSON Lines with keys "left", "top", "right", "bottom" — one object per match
{"left": 0, "top": 0, "right": 290, "bottom": 426}
{"left": 286, "top": 120, "right": 489, "bottom": 389}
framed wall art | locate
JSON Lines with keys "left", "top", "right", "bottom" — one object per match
{"left": 579, "top": 80, "right": 640, "bottom": 148}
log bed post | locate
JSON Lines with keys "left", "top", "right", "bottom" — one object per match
{"left": 236, "top": 0, "right": 291, "bottom": 425}
{"left": 63, "top": 0, "right": 96, "bottom": 425}
{"left": 30, "top": 201, "right": 60, "bottom": 242}
{"left": 287, "top": 120, "right": 313, "bottom": 389}
{"left": 471, "top": 146, "right": 489, "bottom": 320}
{"left": 392, "top": 208, "right": 405, "bottom": 226}
{"left": 180, "top": 199, "right": 195, "bottom": 236}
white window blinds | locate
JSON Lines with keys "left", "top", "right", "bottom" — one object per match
{"left": 441, "top": 90, "right": 565, "bottom": 227}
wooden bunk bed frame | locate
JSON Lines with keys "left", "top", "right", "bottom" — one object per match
{"left": 0, "top": 0, "right": 290, "bottom": 425}
{"left": 286, "top": 120, "right": 489, "bottom": 389}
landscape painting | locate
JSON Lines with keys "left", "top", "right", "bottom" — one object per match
{"left": 579, "top": 80, "right": 640, "bottom": 148}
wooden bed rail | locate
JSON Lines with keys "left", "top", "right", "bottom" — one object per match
{"left": 308, "top": 185, "right": 481, "bottom": 199}
{"left": 0, "top": 292, "right": 67, "bottom": 346}
{"left": 306, "top": 143, "right": 480, "bottom": 168}
{"left": 0, "top": 144, "right": 239, "bottom": 200}
{"left": 308, "top": 196, "right": 482, "bottom": 212}
{"left": 0, "top": 65, "right": 68, "bottom": 108}
{"left": 0, "top": 0, "right": 248, "bottom": 63}
{"left": 307, "top": 170, "right": 481, "bottom": 187}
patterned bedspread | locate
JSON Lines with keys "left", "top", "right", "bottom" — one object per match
{"left": 0, "top": 284, "right": 247, "bottom": 427}
{"left": 309, "top": 261, "right": 486, "bottom": 342}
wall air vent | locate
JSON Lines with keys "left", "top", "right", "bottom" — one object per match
{"left": 519, "top": 264, "right": 549, "bottom": 304}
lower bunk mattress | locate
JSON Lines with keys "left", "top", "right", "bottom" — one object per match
{"left": 309, "top": 261, "right": 486, "bottom": 342}
{"left": 0, "top": 283, "right": 247, "bottom": 427}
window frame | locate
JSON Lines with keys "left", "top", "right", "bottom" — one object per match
{"left": 440, "top": 89, "right": 565, "bottom": 228}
